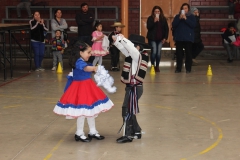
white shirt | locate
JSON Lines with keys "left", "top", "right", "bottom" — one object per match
{"left": 113, "top": 35, "right": 140, "bottom": 75}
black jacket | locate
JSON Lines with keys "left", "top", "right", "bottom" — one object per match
{"left": 223, "top": 29, "right": 237, "bottom": 43}
{"left": 29, "top": 19, "right": 48, "bottom": 42}
{"left": 194, "top": 16, "right": 202, "bottom": 43}
{"left": 75, "top": 11, "right": 94, "bottom": 37}
{"left": 146, "top": 16, "right": 169, "bottom": 41}
{"left": 108, "top": 31, "right": 120, "bottom": 51}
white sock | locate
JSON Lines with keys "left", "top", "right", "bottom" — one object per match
{"left": 76, "top": 116, "right": 85, "bottom": 136}
{"left": 98, "top": 57, "right": 102, "bottom": 65}
{"left": 87, "top": 117, "right": 98, "bottom": 135}
{"left": 93, "top": 57, "right": 100, "bottom": 66}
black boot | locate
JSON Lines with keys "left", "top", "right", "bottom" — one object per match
{"left": 116, "top": 136, "right": 133, "bottom": 143}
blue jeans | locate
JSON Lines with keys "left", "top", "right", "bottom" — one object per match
{"left": 150, "top": 41, "right": 163, "bottom": 67}
{"left": 31, "top": 41, "right": 45, "bottom": 69}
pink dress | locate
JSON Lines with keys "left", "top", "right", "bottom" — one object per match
{"left": 91, "top": 31, "right": 109, "bottom": 56}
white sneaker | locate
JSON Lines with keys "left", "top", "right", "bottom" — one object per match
{"left": 35, "top": 68, "right": 40, "bottom": 71}
{"left": 192, "top": 59, "right": 198, "bottom": 63}
{"left": 228, "top": 15, "right": 231, "bottom": 19}
{"left": 39, "top": 67, "right": 45, "bottom": 71}
{"left": 51, "top": 67, "right": 56, "bottom": 71}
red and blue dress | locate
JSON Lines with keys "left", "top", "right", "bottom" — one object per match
{"left": 53, "top": 58, "right": 113, "bottom": 118}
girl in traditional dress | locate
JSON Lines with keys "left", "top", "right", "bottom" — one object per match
{"left": 53, "top": 41, "right": 113, "bottom": 142}
{"left": 91, "top": 21, "right": 109, "bottom": 66}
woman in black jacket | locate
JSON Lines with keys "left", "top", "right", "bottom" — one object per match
{"left": 29, "top": 11, "right": 48, "bottom": 71}
{"left": 147, "top": 6, "right": 169, "bottom": 72}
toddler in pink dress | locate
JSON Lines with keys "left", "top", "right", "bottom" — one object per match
{"left": 91, "top": 21, "right": 109, "bottom": 66}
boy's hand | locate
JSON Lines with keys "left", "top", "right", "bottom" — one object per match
{"left": 112, "top": 35, "right": 117, "bottom": 42}
{"left": 61, "top": 50, "right": 64, "bottom": 54}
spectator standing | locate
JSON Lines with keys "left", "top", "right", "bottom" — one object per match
{"left": 146, "top": 6, "right": 169, "bottom": 72}
{"left": 75, "top": 2, "right": 95, "bottom": 46}
{"left": 17, "top": 0, "right": 32, "bottom": 18}
{"left": 29, "top": 11, "right": 48, "bottom": 71}
{"left": 172, "top": 3, "right": 196, "bottom": 73}
{"left": 91, "top": 21, "right": 109, "bottom": 66}
{"left": 51, "top": 9, "right": 68, "bottom": 41}
{"left": 51, "top": 30, "right": 65, "bottom": 71}
{"left": 108, "top": 22, "right": 125, "bottom": 71}
{"left": 191, "top": 7, "right": 204, "bottom": 65}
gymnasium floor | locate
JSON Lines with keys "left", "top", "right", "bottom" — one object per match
{"left": 0, "top": 57, "right": 240, "bottom": 160}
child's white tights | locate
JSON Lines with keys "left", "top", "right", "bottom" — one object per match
{"left": 93, "top": 56, "right": 102, "bottom": 66}
{"left": 75, "top": 116, "right": 98, "bottom": 136}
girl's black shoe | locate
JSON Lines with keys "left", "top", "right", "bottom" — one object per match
{"left": 75, "top": 134, "right": 91, "bottom": 142}
{"left": 88, "top": 133, "right": 105, "bottom": 140}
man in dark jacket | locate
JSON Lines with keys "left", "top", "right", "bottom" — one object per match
{"left": 75, "top": 2, "right": 95, "bottom": 63}
{"left": 75, "top": 2, "right": 95, "bottom": 46}
{"left": 191, "top": 7, "right": 204, "bottom": 65}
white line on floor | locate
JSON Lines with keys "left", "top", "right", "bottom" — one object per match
{"left": 98, "top": 151, "right": 108, "bottom": 160}
{"left": 210, "top": 127, "right": 214, "bottom": 139}
{"left": 218, "top": 119, "right": 230, "bottom": 123}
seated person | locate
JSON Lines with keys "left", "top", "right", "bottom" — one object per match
{"left": 223, "top": 22, "right": 237, "bottom": 63}
{"left": 17, "top": 0, "right": 32, "bottom": 18}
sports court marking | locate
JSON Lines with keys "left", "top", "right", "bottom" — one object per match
{"left": 156, "top": 106, "right": 223, "bottom": 160}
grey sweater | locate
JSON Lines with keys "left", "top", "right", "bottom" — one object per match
{"left": 51, "top": 18, "right": 68, "bottom": 38}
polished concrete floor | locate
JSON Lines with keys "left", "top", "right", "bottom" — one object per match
{"left": 0, "top": 57, "right": 240, "bottom": 160}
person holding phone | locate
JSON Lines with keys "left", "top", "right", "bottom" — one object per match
{"left": 172, "top": 3, "right": 196, "bottom": 73}
{"left": 147, "top": 6, "right": 169, "bottom": 72}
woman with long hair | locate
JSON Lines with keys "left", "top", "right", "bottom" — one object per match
{"left": 147, "top": 6, "right": 169, "bottom": 72}
{"left": 51, "top": 9, "right": 68, "bottom": 40}
{"left": 29, "top": 11, "right": 48, "bottom": 71}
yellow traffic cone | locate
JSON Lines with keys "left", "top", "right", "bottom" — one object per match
{"left": 207, "top": 65, "right": 212, "bottom": 76}
{"left": 57, "top": 62, "right": 63, "bottom": 74}
{"left": 150, "top": 65, "right": 155, "bottom": 75}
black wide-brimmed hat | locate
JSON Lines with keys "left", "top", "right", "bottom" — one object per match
{"left": 128, "top": 34, "right": 151, "bottom": 49}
